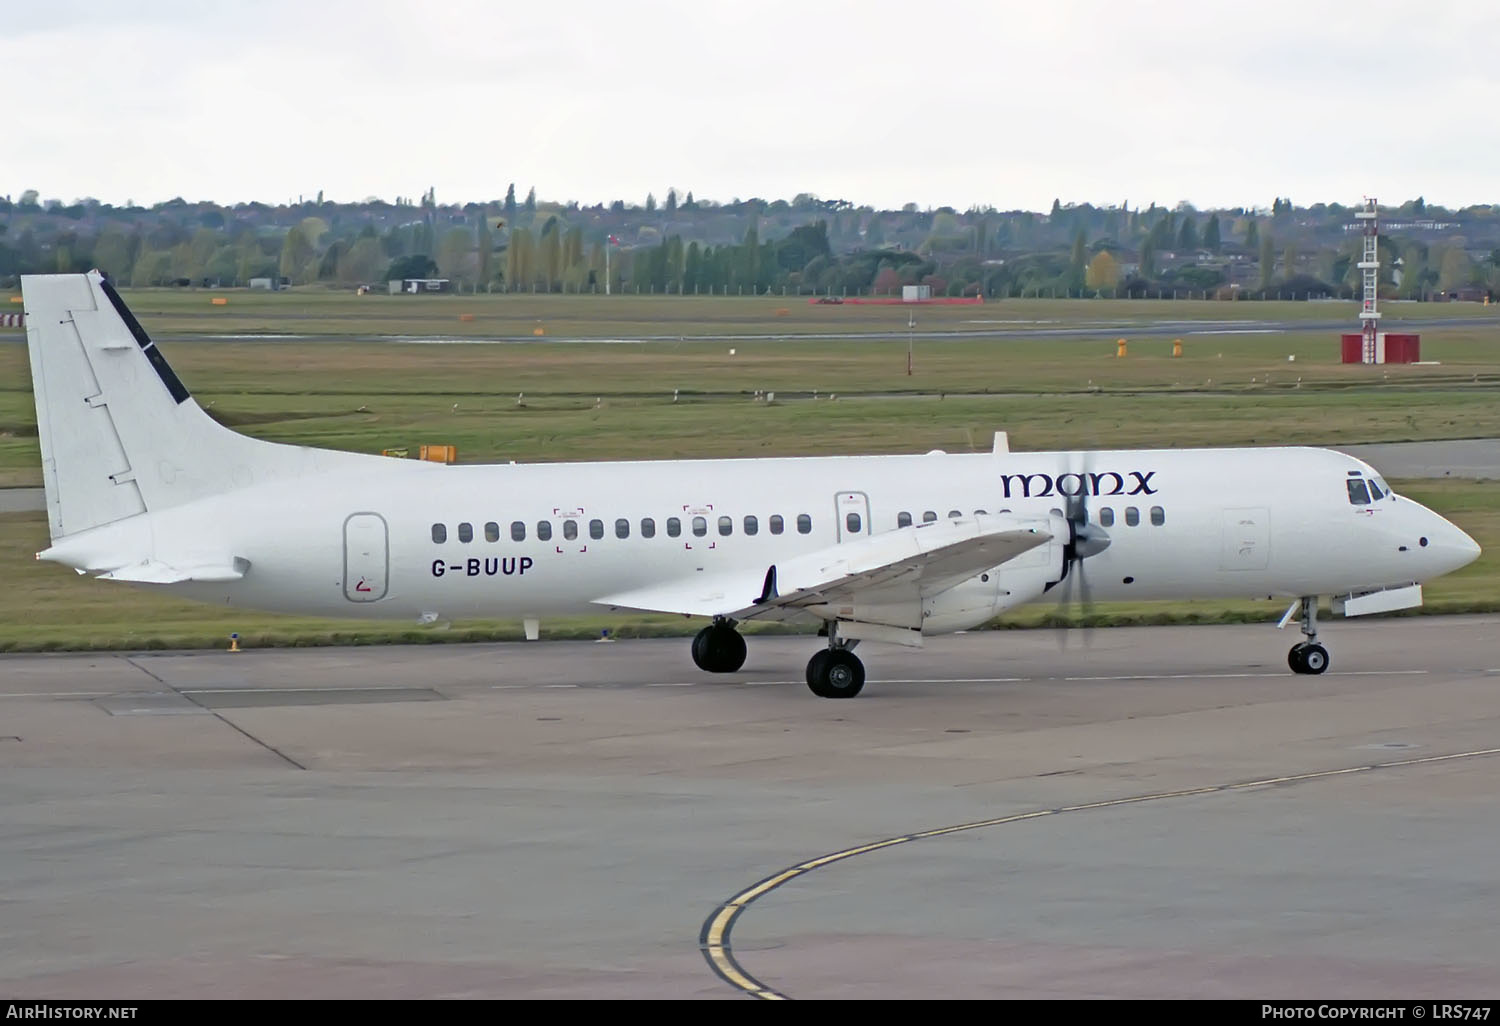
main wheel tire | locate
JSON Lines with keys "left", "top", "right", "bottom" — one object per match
{"left": 707, "top": 627, "right": 747, "bottom": 673}
{"left": 1301, "top": 643, "right": 1329, "bottom": 675}
{"left": 1288, "top": 644, "right": 1307, "bottom": 674}
{"left": 691, "top": 626, "right": 714, "bottom": 671}
{"left": 806, "top": 650, "right": 833, "bottom": 687}
{"left": 808, "top": 649, "right": 865, "bottom": 698}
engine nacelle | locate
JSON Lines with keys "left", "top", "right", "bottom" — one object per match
{"left": 920, "top": 517, "right": 1064, "bottom": 634}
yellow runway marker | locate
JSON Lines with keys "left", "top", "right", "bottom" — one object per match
{"left": 698, "top": 746, "right": 1500, "bottom": 1000}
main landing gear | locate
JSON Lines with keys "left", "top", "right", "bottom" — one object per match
{"left": 1287, "top": 595, "right": 1330, "bottom": 675}
{"left": 691, "top": 618, "right": 746, "bottom": 673}
{"left": 806, "top": 623, "right": 864, "bottom": 699}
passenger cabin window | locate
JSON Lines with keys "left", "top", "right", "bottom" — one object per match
{"left": 948, "top": 509, "right": 962, "bottom": 519}
{"left": 667, "top": 517, "right": 681, "bottom": 537}
{"left": 922, "top": 511, "right": 937, "bottom": 523}
{"left": 484, "top": 522, "right": 500, "bottom": 543}
{"left": 1347, "top": 479, "right": 1371, "bottom": 505}
{"left": 537, "top": 521, "right": 552, "bottom": 541}
{"left": 897, "top": 511, "right": 912, "bottom": 528}
{"left": 769, "top": 515, "right": 784, "bottom": 535}
{"left": 692, "top": 516, "right": 707, "bottom": 537}
{"left": 589, "top": 519, "right": 604, "bottom": 540}
{"left": 431, "top": 523, "right": 447, "bottom": 543}
{"left": 975, "top": 509, "right": 987, "bottom": 516}
{"left": 846, "top": 512, "right": 862, "bottom": 534}
{"left": 797, "top": 513, "right": 812, "bottom": 534}
{"left": 744, "top": 515, "right": 758, "bottom": 536}
{"left": 1125, "top": 506, "right": 1140, "bottom": 526}
{"left": 641, "top": 517, "right": 656, "bottom": 539}
{"left": 616, "top": 518, "right": 630, "bottom": 539}
{"left": 1099, "top": 508, "right": 1114, "bottom": 527}
{"left": 1150, "top": 506, "right": 1165, "bottom": 526}
{"left": 510, "top": 521, "right": 525, "bottom": 542}
{"left": 564, "top": 519, "right": 578, "bottom": 540}
{"left": 718, "top": 515, "right": 732, "bottom": 536}
{"left": 458, "top": 522, "right": 473, "bottom": 543}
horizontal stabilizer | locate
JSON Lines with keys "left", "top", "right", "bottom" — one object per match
{"left": 96, "top": 558, "right": 247, "bottom": 584}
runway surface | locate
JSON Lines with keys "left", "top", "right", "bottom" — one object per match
{"left": 3, "top": 616, "right": 1499, "bottom": 999}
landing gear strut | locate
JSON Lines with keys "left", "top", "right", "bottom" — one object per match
{"left": 691, "top": 618, "right": 746, "bottom": 673}
{"left": 806, "top": 623, "right": 865, "bottom": 698}
{"left": 1287, "top": 596, "right": 1330, "bottom": 675}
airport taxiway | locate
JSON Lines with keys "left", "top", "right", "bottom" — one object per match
{"left": 2, "top": 617, "right": 1499, "bottom": 999}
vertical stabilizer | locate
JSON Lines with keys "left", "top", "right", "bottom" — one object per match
{"left": 22, "top": 270, "right": 385, "bottom": 542}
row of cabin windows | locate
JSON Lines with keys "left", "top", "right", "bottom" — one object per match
{"left": 432, "top": 513, "right": 815, "bottom": 544}
{"left": 895, "top": 506, "right": 1166, "bottom": 528}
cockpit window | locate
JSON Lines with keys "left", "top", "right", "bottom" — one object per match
{"left": 1347, "top": 479, "right": 1371, "bottom": 505}
{"left": 1367, "top": 480, "right": 1385, "bottom": 500}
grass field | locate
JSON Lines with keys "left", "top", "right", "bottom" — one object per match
{"left": 0, "top": 288, "right": 1496, "bottom": 651}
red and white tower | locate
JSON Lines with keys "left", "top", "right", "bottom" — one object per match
{"left": 1356, "top": 197, "right": 1380, "bottom": 363}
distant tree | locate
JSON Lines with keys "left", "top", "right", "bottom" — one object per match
{"left": 683, "top": 240, "right": 701, "bottom": 292}
{"left": 438, "top": 227, "right": 472, "bottom": 284}
{"left": 1259, "top": 231, "right": 1275, "bottom": 289}
{"left": 1438, "top": 247, "right": 1474, "bottom": 291}
{"left": 18, "top": 189, "right": 39, "bottom": 210}
{"left": 476, "top": 217, "right": 493, "bottom": 289}
{"left": 1068, "top": 228, "right": 1087, "bottom": 292}
{"left": 682, "top": 191, "right": 696, "bottom": 211}
{"left": 1050, "top": 198, "right": 1061, "bottom": 219}
{"left": 279, "top": 227, "right": 314, "bottom": 283}
{"left": 665, "top": 189, "right": 677, "bottom": 214}
{"left": 1203, "top": 214, "right": 1221, "bottom": 253}
{"left": 524, "top": 187, "right": 536, "bottom": 215}
{"left": 1282, "top": 244, "right": 1298, "bottom": 278}
{"left": 1085, "top": 251, "right": 1119, "bottom": 291}
{"left": 563, "top": 225, "right": 584, "bottom": 278}
{"left": 1244, "top": 219, "right": 1259, "bottom": 249}
{"left": 538, "top": 218, "right": 561, "bottom": 290}
{"left": 645, "top": 192, "right": 657, "bottom": 214}
{"left": 339, "top": 237, "right": 386, "bottom": 284}
{"left": 92, "top": 229, "right": 135, "bottom": 281}
{"left": 1177, "top": 216, "right": 1198, "bottom": 251}
{"left": 504, "top": 184, "right": 517, "bottom": 224}
{"left": 1138, "top": 235, "right": 1156, "bottom": 280}
{"left": 507, "top": 226, "right": 533, "bottom": 289}
{"left": 384, "top": 254, "right": 438, "bottom": 280}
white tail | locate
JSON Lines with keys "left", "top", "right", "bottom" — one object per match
{"left": 22, "top": 270, "right": 383, "bottom": 543}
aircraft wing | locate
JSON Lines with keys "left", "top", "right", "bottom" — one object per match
{"left": 592, "top": 514, "right": 1051, "bottom": 625}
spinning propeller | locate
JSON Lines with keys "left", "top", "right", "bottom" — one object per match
{"left": 1044, "top": 450, "right": 1111, "bottom": 648}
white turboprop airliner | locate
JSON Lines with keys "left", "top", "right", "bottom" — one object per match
{"left": 20, "top": 271, "right": 1482, "bottom": 697}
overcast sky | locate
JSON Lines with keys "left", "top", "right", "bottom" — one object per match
{"left": 8, "top": 0, "right": 1498, "bottom": 213}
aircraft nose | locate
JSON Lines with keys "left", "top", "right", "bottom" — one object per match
{"left": 1424, "top": 515, "right": 1481, "bottom": 575}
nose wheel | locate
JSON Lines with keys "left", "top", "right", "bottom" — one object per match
{"left": 1283, "top": 596, "right": 1331, "bottom": 675}
{"left": 1288, "top": 642, "right": 1329, "bottom": 675}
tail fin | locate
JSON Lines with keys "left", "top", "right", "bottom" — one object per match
{"left": 22, "top": 270, "right": 381, "bottom": 542}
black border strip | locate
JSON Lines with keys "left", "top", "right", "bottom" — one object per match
{"left": 98, "top": 277, "right": 191, "bottom": 404}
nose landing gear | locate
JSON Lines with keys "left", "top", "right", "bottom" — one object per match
{"left": 1285, "top": 596, "right": 1330, "bottom": 675}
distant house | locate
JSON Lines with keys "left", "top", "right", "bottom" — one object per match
{"left": 248, "top": 277, "right": 284, "bottom": 291}
{"left": 388, "top": 278, "right": 452, "bottom": 294}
